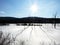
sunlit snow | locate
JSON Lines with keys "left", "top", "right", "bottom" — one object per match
{"left": 0, "top": 24, "right": 60, "bottom": 45}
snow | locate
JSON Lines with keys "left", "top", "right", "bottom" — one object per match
{"left": 0, "top": 24, "right": 60, "bottom": 45}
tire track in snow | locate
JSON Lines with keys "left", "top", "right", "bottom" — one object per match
{"left": 14, "top": 26, "right": 30, "bottom": 39}
{"left": 39, "top": 26, "right": 56, "bottom": 43}
{"left": 40, "top": 26, "right": 60, "bottom": 43}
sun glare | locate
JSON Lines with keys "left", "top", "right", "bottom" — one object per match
{"left": 30, "top": 4, "right": 38, "bottom": 13}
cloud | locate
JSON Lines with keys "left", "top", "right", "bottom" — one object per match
{"left": 0, "top": 11, "right": 6, "bottom": 14}
{"left": 0, "top": 11, "right": 6, "bottom": 17}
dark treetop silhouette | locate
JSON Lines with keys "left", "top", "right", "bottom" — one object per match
{"left": 0, "top": 17, "right": 60, "bottom": 23}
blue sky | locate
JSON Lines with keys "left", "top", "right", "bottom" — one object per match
{"left": 0, "top": 0, "right": 60, "bottom": 18}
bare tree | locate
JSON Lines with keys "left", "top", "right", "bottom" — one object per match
{"left": 53, "top": 12, "right": 57, "bottom": 29}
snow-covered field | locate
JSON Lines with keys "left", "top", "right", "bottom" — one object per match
{"left": 0, "top": 24, "right": 60, "bottom": 45}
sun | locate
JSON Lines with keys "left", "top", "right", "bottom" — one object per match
{"left": 30, "top": 4, "right": 38, "bottom": 13}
